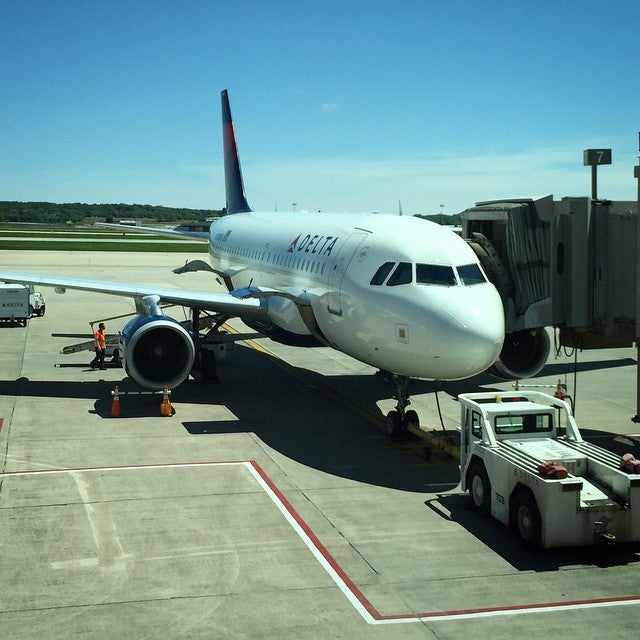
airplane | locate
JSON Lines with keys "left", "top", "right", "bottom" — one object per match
{"left": 1, "top": 90, "right": 513, "bottom": 436}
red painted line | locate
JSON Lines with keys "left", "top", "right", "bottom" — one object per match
{"left": 249, "top": 460, "right": 381, "bottom": 620}
{"left": 0, "top": 417, "right": 3, "bottom": 432}
{"left": 247, "top": 461, "right": 640, "bottom": 623}
{"left": 377, "top": 593, "right": 640, "bottom": 622}
{"left": 3, "top": 459, "right": 640, "bottom": 623}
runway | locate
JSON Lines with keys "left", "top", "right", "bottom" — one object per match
{"left": 1, "top": 250, "right": 640, "bottom": 639}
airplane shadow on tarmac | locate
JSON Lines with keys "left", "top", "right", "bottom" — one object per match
{"left": 0, "top": 345, "right": 636, "bottom": 497}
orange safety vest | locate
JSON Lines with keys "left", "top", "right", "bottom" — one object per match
{"left": 94, "top": 328, "right": 106, "bottom": 350}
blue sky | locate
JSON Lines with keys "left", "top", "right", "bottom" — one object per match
{"left": 1, "top": 1, "right": 639, "bottom": 215}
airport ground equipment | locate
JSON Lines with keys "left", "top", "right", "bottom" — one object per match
{"left": 0, "top": 283, "right": 44, "bottom": 324}
{"left": 0, "top": 283, "right": 30, "bottom": 325}
{"left": 459, "top": 390, "right": 640, "bottom": 549}
{"left": 26, "top": 284, "right": 45, "bottom": 317}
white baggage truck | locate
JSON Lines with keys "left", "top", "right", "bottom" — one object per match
{"left": 459, "top": 391, "right": 640, "bottom": 549}
{"left": 0, "top": 283, "right": 30, "bottom": 325}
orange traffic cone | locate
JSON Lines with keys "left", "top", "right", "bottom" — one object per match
{"left": 111, "top": 385, "right": 121, "bottom": 418}
{"left": 160, "top": 385, "right": 172, "bottom": 416}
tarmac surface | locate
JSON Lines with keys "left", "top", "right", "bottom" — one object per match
{"left": 1, "top": 249, "right": 640, "bottom": 639}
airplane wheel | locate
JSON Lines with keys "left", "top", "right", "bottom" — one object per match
{"left": 468, "top": 462, "right": 491, "bottom": 515}
{"left": 404, "top": 409, "right": 419, "bottom": 429}
{"left": 511, "top": 490, "right": 541, "bottom": 549}
{"left": 385, "top": 410, "right": 402, "bottom": 438}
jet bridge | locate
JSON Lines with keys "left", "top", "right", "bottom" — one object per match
{"left": 459, "top": 195, "right": 640, "bottom": 413}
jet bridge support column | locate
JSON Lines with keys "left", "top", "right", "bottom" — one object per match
{"left": 633, "top": 160, "right": 640, "bottom": 422}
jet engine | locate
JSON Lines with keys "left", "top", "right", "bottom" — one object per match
{"left": 119, "top": 315, "right": 195, "bottom": 389}
{"left": 489, "top": 327, "right": 550, "bottom": 380}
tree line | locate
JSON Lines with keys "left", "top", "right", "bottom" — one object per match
{"left": 0, "top": 201, "right": 224, "bottom": 224}
{"left": 0, "top": 200, "right": 461, "bottom": 226}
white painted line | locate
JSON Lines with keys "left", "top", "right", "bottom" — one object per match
{"left": 243, "top": 460, "right": 379, "bottom": 624}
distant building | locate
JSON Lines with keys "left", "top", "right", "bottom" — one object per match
{"left": 176, "top": 221, "right": 214, "bottom": 233}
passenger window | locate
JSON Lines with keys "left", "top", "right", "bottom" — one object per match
{"left": 386, "top": 262, "right": 413, "bottom": 286}
{"left": 457, "top": 263, "right": 486, "bottom": 285}
{"left": 416, "top": 264, "right": 457, "bottom": 286}
{"left": 370, "top": 262, "right": 395, "bottom": 285}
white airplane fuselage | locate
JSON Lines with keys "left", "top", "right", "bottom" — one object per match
{"left": 209, "top": 209, "right": 505, "bottom": 380}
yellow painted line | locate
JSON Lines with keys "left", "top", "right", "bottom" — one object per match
{"left": 407, "top": 424, "right": 460, "bottom": 460}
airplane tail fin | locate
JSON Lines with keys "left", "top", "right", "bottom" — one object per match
{"left": 221, "top": 90, "right": 251, "bottom": 214}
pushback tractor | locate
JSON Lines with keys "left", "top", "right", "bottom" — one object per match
{"left": 459, "top": 391, "right": 640, "bottom": 549}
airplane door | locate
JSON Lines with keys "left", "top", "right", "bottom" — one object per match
{"left": 327, "top": 232, "right": 367, "bottom": 316}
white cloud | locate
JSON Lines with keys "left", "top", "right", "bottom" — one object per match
{"left": 3, "top": 144, "right": 636, "bottom": 215}
{"left": 320, "top": 103, "right": 340, "bottom": 113}
{"left": 242, "top": 144, "right": 639, "bottom": 215}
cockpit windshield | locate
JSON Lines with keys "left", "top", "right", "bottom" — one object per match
{"left": 370, "top": 261, "right": 395, "bottom": 285}
{"left": 386, "top": 262, "right": 412, "bottom": 286}
{"left": 416, "top": 264, "right": 457, "bottom": 286}
{"left": 369, "top": 261, "right": 487, "bottom": 287}
{"left": 457, "top": 263, "right": 486, "bottom": 285}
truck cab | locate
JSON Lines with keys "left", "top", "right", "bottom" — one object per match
{"left": 28, "top": 284, "right": 46, "bottom": 317}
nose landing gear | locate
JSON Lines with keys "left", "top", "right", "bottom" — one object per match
{"left": 384, "top": 374, "right": 420, "bottom": 438}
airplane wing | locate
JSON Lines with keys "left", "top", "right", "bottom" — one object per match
{"left": 96, "top": 222, "right": 210, "bottom": 240}
{"left": 0, "top": 271, "right": 266, "bottom": 321}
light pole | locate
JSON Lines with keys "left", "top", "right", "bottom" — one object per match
{"left": 634, "top": 135, "right": 640, "bottom": 422}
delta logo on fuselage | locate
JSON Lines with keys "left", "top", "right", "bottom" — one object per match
{"left": 287, "top": 233, "right": 339, "bottom": 256}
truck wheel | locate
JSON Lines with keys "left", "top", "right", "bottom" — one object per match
{"left": 511, "top": 490, "right": 542, "bottom": 549}
{"left": 468, "top": 462, "right": 491, "bottom": 514}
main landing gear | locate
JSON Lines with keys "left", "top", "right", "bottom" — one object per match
{"left": 191, "top": 307, "right": 227, "bottom": 383}
{"left": 384, "top": 374, "right": 420, "bottom": 438}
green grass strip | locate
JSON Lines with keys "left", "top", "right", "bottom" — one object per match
{"left": 0, "top": 240, "right": 208, "bottom": 252}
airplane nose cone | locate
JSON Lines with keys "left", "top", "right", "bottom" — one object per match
{"left": 430, "top": 286, "right": 504, "bottom": 379}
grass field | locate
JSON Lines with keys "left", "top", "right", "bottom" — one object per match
{"left": 0, "top": 224, "right": 208, "bottom": 252}
{"left": 0, "top": 240, "right": 208, "bottom": 252}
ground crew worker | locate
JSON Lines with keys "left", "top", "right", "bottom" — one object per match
{"left": 91, "top": 322, "right": 107, "bottom": 370}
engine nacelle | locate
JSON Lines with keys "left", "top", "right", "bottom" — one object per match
{"left": 489, "top": 327, "right": 550, "bottom": 380}
{"left": 119, "top": 315, "right": 195, "bottom": 389}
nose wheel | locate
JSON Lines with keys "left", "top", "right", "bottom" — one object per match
{"left": 384, "top": 374, "right": 420, "bottom": 438}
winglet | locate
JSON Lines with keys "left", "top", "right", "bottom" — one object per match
{"left": 221, "top": 90, "right": 251, "bottom": 214}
